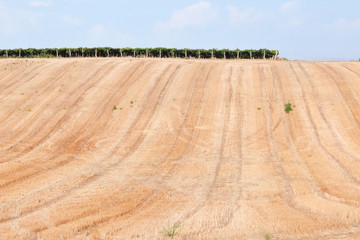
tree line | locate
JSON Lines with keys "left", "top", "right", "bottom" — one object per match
{"left": 0, "top": 47, "right": 279, "bottom": 59}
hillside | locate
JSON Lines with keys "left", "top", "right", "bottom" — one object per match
{"left": 0, "top": 58, "right": 360, "bottom": 239}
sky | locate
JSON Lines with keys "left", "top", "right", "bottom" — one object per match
{"left": 0, "top": 0, "right": 360, "bottom": 60}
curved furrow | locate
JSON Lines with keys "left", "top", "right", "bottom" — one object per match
{"left": 0, "top": 62, "right": 183, "bottom": 227}
{"left": 185, "top": 65, "right": 245, "bottom": 237}
{"left": 0, "top": 60, "right": 54, "bottom": 96}
{"left": 0, "top": 60, "right": 127, "bottom": 192}
{"left": 66, "top": 63, "right": 209, "bottom": 235}
{"left": 100, "top": 63, "right": 215, "bottom": 236}
{"left": 271, "top": 63, "right": 360, "bottom": 221}
{"left": 286, "top": 62, "right": 360, "bottom": 206}
{"left": 0, "top": 59, "right": 147, "bottom": 182}
{"left": 31, "top": 62, "right": 186, "bottom": 233}
{"left": 0, "top": 61, "right": 120, "bottom": 159}
{"left": 0, "top": 60, "right": 152, "bottom": 208}
{"left": 299, "top": 63, "right": 360, "bottom": 188}
{"left": 160, "top": 65, "right": 219, "bottom": 221}
{"left": 0, "top": 60, "right": 75, "bottom": 130}
{"left": 96, "top": 63, "right": 215, "bottom": 237}
{"left": 258, "top": 64, "right": 295, "bottom": 205}
{"left": 319, "top": 63, "right": 360, "bottom": 142}
{"left": 342, "top": 63, "right": 360, "bottom": 77}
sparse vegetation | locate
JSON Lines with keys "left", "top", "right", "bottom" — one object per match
{"left": 264, "top": 233, "right": 271, "bottom": 240}
{"left": 113, "top": 105, "right": 117, "bottom": 110}
{"left": 258, "top": 107, "right": 261, "bottom": 110}
{"left": 163, "top": 223, "right": 181, "bottom": 238}
{"left": 285, "top": 102, "right": 293, "bottom": 113}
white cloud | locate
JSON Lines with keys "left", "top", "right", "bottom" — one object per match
{"left": 334, "top": 18, "right": 360, "bottom": 29}
{"left": 0, "top": 3, "right": 39, "bottom": 36}
{"left": 62, "top": 15, "right": 81, "bottom": 26}
{"left": 88, "top": 24, "right": 135, "bottom": 46}
{"left": 30, "top": 1, "right": 51, "bottom": 7}
{"left": 281, "top": 0, "right": 299, "bottom": 13}
{"left": 279, "top": 1, "right": 302, "bottom": 28}
{"left": 154, "top": 1, "right": 218, "bottom": 32}
{"left": 227, "top": 6, "right": 263, "bottom": 25}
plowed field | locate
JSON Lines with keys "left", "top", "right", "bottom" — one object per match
{"left": 1, "top": 58, "right": 360, "bottom": 239}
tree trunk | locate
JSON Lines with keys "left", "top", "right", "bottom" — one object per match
{"left": 237, "top": 51, "right": 239, "bottom": 59}
{"left": 69, "top": 49, "right": 71, "bottom": 57}
{"left": 263, "top": 50, "right": 266, "bottom": 59}
{"left": 211, "top": 50, "right": 214, "bottom": 59}
{"left": 107, "top": 49, "right": 110, "bottom": 58}
{"left": 5, "top": 50, "right": 8, "bottom": 58}
{"left": 223, "top": 51, "right": 226, "bottom": 59}
{"left": 146, "top": 49, "right": 148, "bottom": 58}
{"left": 250, "top": 51, "right": 252, "bottom": 59}
{"left": 19, "top": 49, "right": 21, "bottom": 58}
{"left": 82, "top": 48, "right": 84, "bottom": 57}
{"left": 56, "top": 49, "right": 58, "bottom": 58}
{"left": 133, "top": 49, "right": 136, "bottom": 58}
{"left": 198, "top": 50, "right": 200, "bottom": 59}
{"left": 159, "top": 49, "right": 161, "bottom": 58}
{"left": 95, "top": 49, "right": 97, "bottom": 58}
{"left": 120, "top": 49, "right": 123, "bottom": 57}
{"left": 185, "top": 49, "right": 187, "bottom": 58}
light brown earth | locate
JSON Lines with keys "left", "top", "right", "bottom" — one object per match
{"left": 0, "top": 58, "right": 360, "bottom": 240}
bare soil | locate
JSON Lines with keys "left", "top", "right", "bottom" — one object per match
{"left": 1, "top": 58, "right": 360, "bottom": 239}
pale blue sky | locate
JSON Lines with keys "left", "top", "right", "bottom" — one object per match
{"left": 0, "top": 0, "right": 359, "bottom": 60}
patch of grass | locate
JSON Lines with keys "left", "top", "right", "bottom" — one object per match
{"left": 113, "top": 105, "right": 117, "bottom": 110}
{"left": 163, "top": 223, "right": 181, "bottom": 238}
{"left": 285, "top": 102, "right": 293, "bottom": 113}
{"left": 264, "top": 233, "right": 272, "bottom": 240}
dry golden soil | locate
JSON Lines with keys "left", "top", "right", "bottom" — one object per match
{"left": 1, "top": 58, "right": 360, "bottom": 239}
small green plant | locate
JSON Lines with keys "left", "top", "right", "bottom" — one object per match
{"left": 264, "top": 233, "right": 271, "bottom": 240}
{"left": 257, "top": 107, "right": 261, "bottom": 110}
{"left": 163, "top": 223, "right": 181, "bottom": 238}
{"left": 113, "top": 105, "right": 117, "bottom": 110}
{"left": 285, "top": 102, "right": 293, "bottom": 113}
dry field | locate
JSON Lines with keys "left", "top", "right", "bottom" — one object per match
{"left": 1, "top": 58, "right": 360, "bottom": 239}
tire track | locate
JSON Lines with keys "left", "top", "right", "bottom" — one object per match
{"left": 73, "top": 63, "right": 209, "bottom": 235}
{"left": 298, "top": 63, "right": 360, "bottom": 187}
{"left": 271, "top": 63, "right": 360, "bottom": 212}
{"left": 34, "top": 62, "right": 186, "bottom": 232}
{"left": 0, "top": 60, "right": 119, "bottom": 156}
{"left": 286, "top": 62, "right": 360, "bottom": 206}
{"left": 0, "top": 61, "right": 182, "bottom": 227}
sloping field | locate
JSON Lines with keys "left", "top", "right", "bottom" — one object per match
{"left": 1, "top": 58, "right": 360, "bottom": 239}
